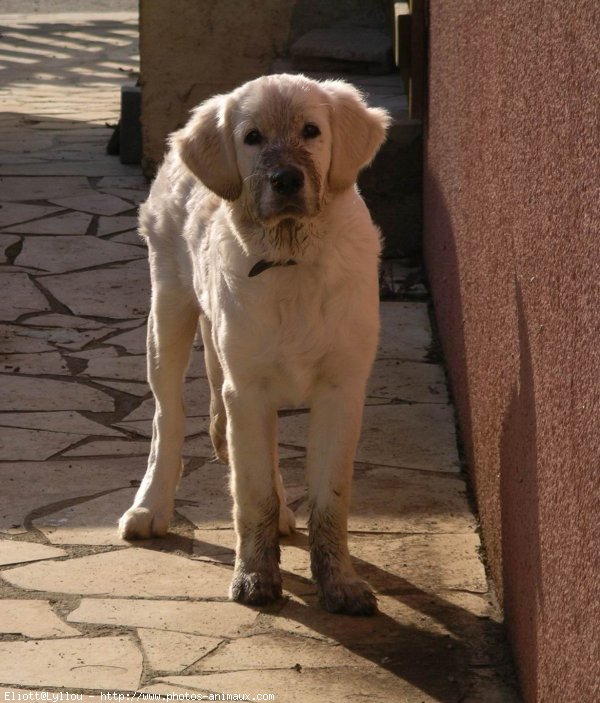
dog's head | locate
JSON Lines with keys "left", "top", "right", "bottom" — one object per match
{"left": 172, "top": 74, "right": 390, "bottom": 226}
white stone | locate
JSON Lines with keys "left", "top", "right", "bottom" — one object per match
{"left": 137, "top": 629, "right": 222, "bottom": 673}
{"left": 0, "top": 203, "right": 61, "bottom": 228}
{"left": 50, "top": 191, "right": 133, "bottom": 215}
{"left": 0, "top": 273, "right": 50, "bottom": 321}
{"left": 0, "top": 637, "right": 142, "bottom": 691}
{"left": 2, "top": 211, "right": 92, "bottom": 235}
{"left": 0, "top": 176, "right": 90, "bottom": 202}
{"left": 41, "top": 260, "right": 150, "bottom": 319}
{"left": 17, "top": 235, "right": 145, "bottom": 273}
{"left": 33, "top": 487, "right": 138, "bottom": 546}
{"left": 367, "top": 359, "right": 448, "bottom": 403}
{"left": 68, "top": 598, "right": 258, "bottom": 637}
{"left": 0, "top": 599, "right": 80, "bottom": 638}
{"left": 3, "top": 548, "right": 233, "bottom": 598}
{"left": 0, "top": 426, "right": 83, "bottom": 461}
{"left": 0, "top": 458, "right": 146, "bottom": 533}
{"left": 377, "top": 301, "right": 431, "bottom": 360}
{"left": 0, "top": 351, "right": 69, "bottom": 375}
{"left": 278, "top": 403, "right": 460, "bottom": 472}
{"left": 0, "top": 411, "right": 122, "bottom": 436}
{"left": 0, "top": 540, "right": 66, "bottom": 566}
{"left": 97, "top": 215, "right": 139, "bottom": 236}
{"left": 295, "top": 466, "right": 476, "bottom": 534}
{"left": 0, "top": 375, "right": 114, "bottom": 412}
{"left": 62, "top": 439, "right": 150, "bottom": 458}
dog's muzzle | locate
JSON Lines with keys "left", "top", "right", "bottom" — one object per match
{"left": 269, "top": 167, "right": 304, "bottom": 197}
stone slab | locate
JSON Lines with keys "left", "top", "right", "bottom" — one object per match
{"left": 97, "top": 215, "right": 139, "bottom": 236}
{"left": 0, "top": 637, "right": 142, "bottom": 691}
{"left": 0, "top": 273, "right": 50, "bottom": 321}
{"left": 188, "top": 631, "right": 371, "bottom": 674}
{"left": 192, "top": 529, "right": 236, "bottom": 563}
{"left": 278, "top": 531, "right": 487, "bottom": 594}
{"left": 0, "top": 234, "right": 20, "bottom": 263}
{"left": 49, "top": 191, "right": 133, "bottom": 215}
{"left": 377, "top": 301, "right": 431, "bottom": 360}
{"left": 99, "top": 187, "right": 147, "bottom": 205}
{"left": 0, "top": 540, "right": 66, "bottom": 566}
{"left": 34, "top": 487, "right": 138, "bottom": 545}
{"left": 17, "top": 235, "right": 145, "bottom": 273}
{"left": 0, "top": 351, "right": 69, "bottom": 375}
{"left": 23, "top": 313, "right": 110, "bottom": 330}
{"left": 41, "top": 260, "right": 149, "bottom": 318}
{"left": 62, "top": 439, "right": 150, "bottom": 458}
{"left": 2, "top": 211, "right": 92, "bottom": 235}
{"left": 161, "top": 667, "right": 413, "bottom": 703}
{"left": 0, "top": 411, "right": 122, "bottom": 436}
{"left": 292, "top": 27, "right": 393, "bottom": 65}
{"left": 175, "top": 463, "right": 233, "bottom": 530}
{"left": 279, "top": 403, "right": 460, "bottom": 472}
{"left": 137, "top": 629, "right": 222, "bottom": 673}
{"left": 367, "top": 359, "right": 449, "bottom": 403}
{"left": 78, "top": 351, "right": 148, "bottom": 382}
{"left": 105, "top": 323, "right": 147, "bottom": 354}
{"left": 97, "top": 176, "right": 148, "bottom": 190}
{"left": 5, "top": 323, "right": 110, "bottom": 351}
{"left": 0, "top": 203, "right": 61, "bottom": 228}
{"left": 97, "top": 379, "right": 149, "bottom": 396}
{"left": 296, "top": 466, "right": 476, "bottom": 534}
{"left": 3, "top": 548, "right": 233, "bottom": 599}
{"left": 0, "top": 375, "right": 114, "bottom": 412}
{"left": 68, "top": 598, "right": 258, "bottom": 637}
{"left": 0, "top": 324, "right": 55, "bottom": 353}
{"left": 0, "top": 426, "right": 83, "bottom": 461}
{"left": 0, "top": 599, "right": 80, "bottom": 638}
{"left": 0, "top": 176, "right": 90, "bottom": 201}
{"left": 0, "top": 458, "right": 146, "bottom": 533}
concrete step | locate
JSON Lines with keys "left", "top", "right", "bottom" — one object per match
{"left": 290, "top": 26, "right": 394, "bottom": 75}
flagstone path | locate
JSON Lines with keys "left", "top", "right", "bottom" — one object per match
{"left": 0, "top": 9, "right": 520, "bottom": 703}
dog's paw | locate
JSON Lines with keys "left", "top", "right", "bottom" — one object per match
{"left": 318, "top": 578, "right": 378, "bottom": 616}
{"left": 278, "top": 504, "right": 296, "bottom": 536}
{"left": 229, "top": 567, "right": 282, "bottom": 605}
{"left": 118, "top": 506, "right": 171, "bottom": 540}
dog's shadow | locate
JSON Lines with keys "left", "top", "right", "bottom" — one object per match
{"left": 143, "top": 529, "right": 512, "bottom": 702}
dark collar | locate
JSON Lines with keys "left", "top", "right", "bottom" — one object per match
{"left": 248, "top": 259, "right": 297, "bottom": 277}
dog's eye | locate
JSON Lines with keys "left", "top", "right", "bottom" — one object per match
{"left": 244, "top": 129, "right": 263, "bottom": 146}
{"left": 302, "top": 123, "right": 320, "bottom": 139}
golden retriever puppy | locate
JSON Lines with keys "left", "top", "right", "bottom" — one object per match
{"left": 119, "top": 74, "right": 390, "bottom": 615}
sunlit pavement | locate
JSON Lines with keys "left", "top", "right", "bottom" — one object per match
{"left": 0, "top": 10, "right": 520, "bottom": 703}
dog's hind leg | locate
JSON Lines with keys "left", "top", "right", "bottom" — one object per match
{"left": 200, "top": 316, "right": 228, "bottom": 463}
{"left": 119, "top": 283, "right": 198, "bottom": 540}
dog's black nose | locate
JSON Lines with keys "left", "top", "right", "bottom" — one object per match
{"left": 270, "top": 167, "right": 304, "bottom": 196}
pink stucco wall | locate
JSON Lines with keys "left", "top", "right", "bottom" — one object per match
{"left": 423, "top": 3, "right": 599, "bottom": 701}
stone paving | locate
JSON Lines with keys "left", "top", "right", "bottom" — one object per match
{"left": 0, "top": 10, "right": 520, "bottom": 703}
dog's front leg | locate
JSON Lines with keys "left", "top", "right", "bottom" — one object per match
{"left": 225, "top": 383, "right": 282, "bottom": 605}
{"left": 307, "top": 384, "right": 377, "bottom": 615}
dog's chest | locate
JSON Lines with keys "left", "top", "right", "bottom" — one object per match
{"left": 220, "top": 272, "right": 351, "bottom": 404}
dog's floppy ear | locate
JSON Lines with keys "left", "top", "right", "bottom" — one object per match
{"left": 172, "top": 94, "right": 242, "bottom": 201}
{"left": 323, "top": 81, "right": 391, "bottom": 193}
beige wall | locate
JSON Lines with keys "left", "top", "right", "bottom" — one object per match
{"left": 424, "top": 2, "right": 599, "bottom": 702}
{"left": 139, "top": 0, "right": 294, "bottom": 172}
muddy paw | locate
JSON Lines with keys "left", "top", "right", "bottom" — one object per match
{"left": 318, "top": 578, "right": 378, "bottom": 616}
{"left": 229, "top": 566, "right": 283, "bottom": 605}
{"left": 118, "top": 506, "right": 171, "bottom": 540}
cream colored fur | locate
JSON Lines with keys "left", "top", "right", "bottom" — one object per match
{"left": 118, "top": 74, "right": 390, "bottom": 615}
